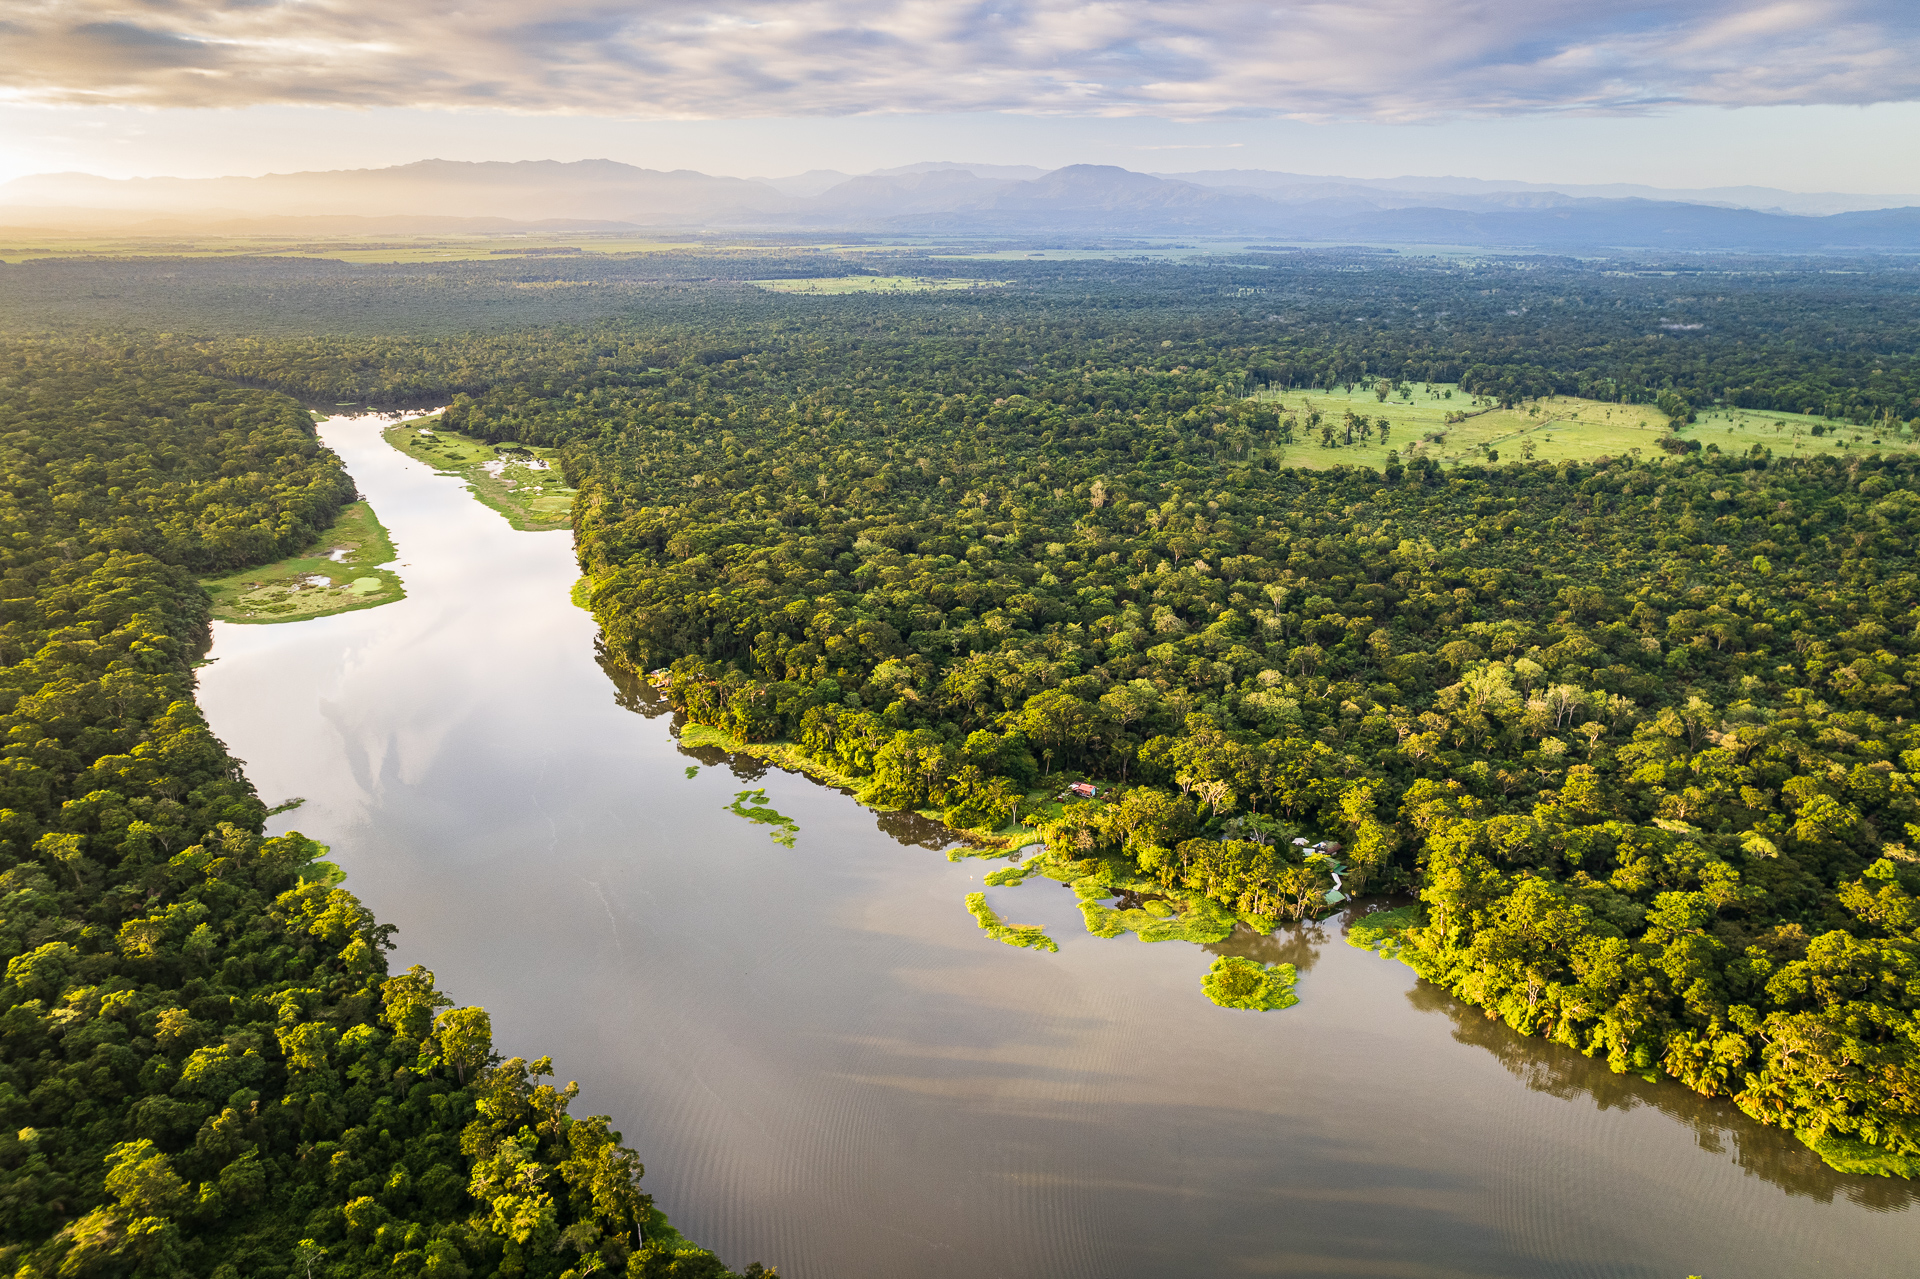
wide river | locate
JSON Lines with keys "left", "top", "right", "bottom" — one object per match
{"left": 200, "top": 416, "right": 1916, "bottom": 1278}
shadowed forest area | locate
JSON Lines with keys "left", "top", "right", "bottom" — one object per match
{"left": 2, "top": 244, "right": 1919, "bottom": 1274}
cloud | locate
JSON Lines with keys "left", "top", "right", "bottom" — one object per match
{"left": 1, "top": 1, "right": 1916, "bottom": 119}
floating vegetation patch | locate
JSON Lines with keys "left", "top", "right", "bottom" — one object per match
{"left": 1347, "top": 904, "right": 1423, "bottom": 959}
{"left": 965, "top": 892, "right": 1059, "bottom": 952}
{"left": 983, "top": 856, "right": 1048, "bottom": 887}
{"left": 1202, "top": 955, "right": 1300, "bottom": 1011}
{"left": 728, "top": 787, "right": 799, "bottom": 848}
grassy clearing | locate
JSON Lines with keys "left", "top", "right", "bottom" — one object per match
{"left": 1246, "top": 383, "right": 1920, "bottom": 472}
{"left": 382, "top": 416, "right": 575, "bottom": 531}
{"left": 751, "top": 275, "right": 1005, "bottom": 294}
{"left": 964, "top": 892, "right": 1059, "bottom": 952}
{"left": 1671, "top": 402, "right": 1920, "bottom": 462}
{"left": 200, "top": 500, "right": 404, "bottom": 624}
{"left": 1202, "top": 955, "right": 1300, "bottom": 1011}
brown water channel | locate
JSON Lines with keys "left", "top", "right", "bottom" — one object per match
{"left": 198, "top": 416, "right": 1918, "bottom": 1279}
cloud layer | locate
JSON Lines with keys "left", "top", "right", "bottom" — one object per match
{"left": 4, "top": 1, "right": 1917, "bottom": 119}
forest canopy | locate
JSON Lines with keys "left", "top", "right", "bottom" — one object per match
{"left": 305, "top": 250, "right": 1917, "bottom": 1180}
{"left": 0, "top": 244, "right": 1917, "bottom": 1278}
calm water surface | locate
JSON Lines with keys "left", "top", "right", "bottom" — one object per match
{"left": 198, "top": 416, "right": 1917, "bottom": 1279}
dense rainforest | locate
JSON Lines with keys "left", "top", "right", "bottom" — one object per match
{"left": 0, "top": 343, "right": 765, "bottom": 1277}
{"left": 0, "top": 243, "right": 1916, "bottom": 1258}
{"left": 567, "top": 378, "right": 1920, "bottom": 1174}
{"left": 6, "top": 248, "right": 1920, "bottom": 424}
{"left": 390, "top": 254, "right": 1916, "bottom": 1179}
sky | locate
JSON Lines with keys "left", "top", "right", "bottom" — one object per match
{"left": 2, "top": 1, "right": 1918, "bottom": 191}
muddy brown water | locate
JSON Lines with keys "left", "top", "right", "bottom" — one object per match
{"left": 198, "top": 416, "right": 1917, "bottom": 1279}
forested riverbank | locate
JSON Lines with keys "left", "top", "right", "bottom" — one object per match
{"left": 0, "top": 344, "right": 763, "bottom": 1277}
{"left": 545, "top": 349, "right": 1920, "bottom": 1176}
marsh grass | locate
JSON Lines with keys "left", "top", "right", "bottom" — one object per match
{"left": 382, "top": 416, "right": 576, "bottom": 531}
{"left": 199, "top": 500, "right": 404, "bottom": 624}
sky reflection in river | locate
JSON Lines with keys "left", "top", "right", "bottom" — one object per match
{"left": 196, "top": 416, "right": 1915, "bottom": 1279}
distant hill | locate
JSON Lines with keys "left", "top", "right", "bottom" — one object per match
{"left": 1157, "top": 170, "right": 1920, "bottom": 217}
{"left": 6, "top": 158, "right": 1919, "bottom": 251}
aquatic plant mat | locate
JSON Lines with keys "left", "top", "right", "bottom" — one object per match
{"left": 727, "top": 786, "right": 799, "bottom": 848}
{"left": 965, "top": 892, "right": 1059, "bottom": 952}
{"left": 1202, "top": 955, "right": 1300, "bottom": 1011}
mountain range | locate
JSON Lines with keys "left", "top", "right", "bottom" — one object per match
{"left": 5, "top": 159, "right": 1919, "bottom": 252}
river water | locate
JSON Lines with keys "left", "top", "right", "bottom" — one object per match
{"left": 198, "top": 416, "right": 1917, "bottom": 1279}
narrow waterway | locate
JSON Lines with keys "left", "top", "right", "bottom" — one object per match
{"left": 198, "top": 415, "right": 1917, "bottom": 1279}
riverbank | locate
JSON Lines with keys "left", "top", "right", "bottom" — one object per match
{"left": 199, "top": 498, "right": 405, "bottom": 623}
{"left": 382, "top": 415, "right": 576, "bottom": 530}
{"left": 673, "top": 719, "right": 1047, "bottom": 846}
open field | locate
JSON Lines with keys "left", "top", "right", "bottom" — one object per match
{"left": 1247, "top": 382, "right": 1920, "bottom": 471}
{"left": 200, "top": 500, "right": 404, "bottom": 623}
{"left": 751, "top": 274, "right": 1006, "bottom": 294}
{"left": 383, "top": 415, "right": 576, "bottom": 530}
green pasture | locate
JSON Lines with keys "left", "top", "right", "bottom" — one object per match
{"left": 200, "top": 500, "right": 404, "bottom": 624}
{"left": 1246, "top": 383, "right": 1920, "bottom": 472}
